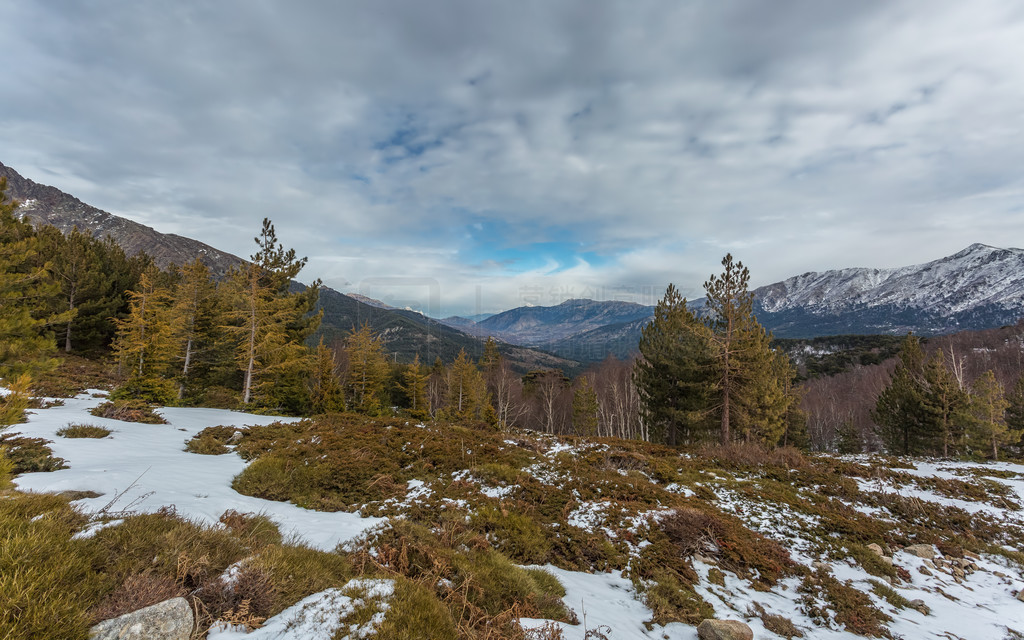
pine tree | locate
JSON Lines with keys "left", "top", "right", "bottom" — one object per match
{"left": 1006, "top": 374, "right": 1024, "bottom": 455}
{"left": 168, "top": 259, "right": 219, "bottom": 400}
{"left": 634, "top": 284, "right": 715, "bottom": 445}
{"left": 442, "top": 349, "right": 491, "bottom": 424}
{"left": 872, "top": 334, "right": 933, "bottom": 455}
{"left": 343, "top": 324, "right": 390, "bottom": 415}
{"left": 967, "top": 370, "right": 1014, "bottom": 461}
{"left": 703, "top": 254, "right": 792, "bottom": 445}
{"left": 111, "top": 266, "right": 174, "bottom": 380}
{"left": 922, "top": 350, "right": 969, "bottom": 457}
{"left": 0, "top": 177, "right": 70, "bottom": 380}
{"left": 225, "top": 219, "right": 321, "bottom": 408}
{"left": 572, "top": 375, "right": 600, "bottom": 437}
{"left": 400, "top": 354, "right": 430, "bottom": 420}
{"left": 309, "top": 338, "right": 345, "bottom": 414}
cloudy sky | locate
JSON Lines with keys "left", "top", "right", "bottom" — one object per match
{"left": 4, "top": 1, "right": 1024, "bottom": 316}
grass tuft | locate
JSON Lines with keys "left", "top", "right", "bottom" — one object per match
{"left": 57, "top": 424, "right": 112, "bottom": 439}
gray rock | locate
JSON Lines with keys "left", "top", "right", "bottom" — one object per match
{"left": 903, "top": 544, "right": 936, "bottom": 560}
{"left": 867, "top": 543, "right": 886, "bottom": 557}
{"left": 226, "top": 430, "right": 244, "bottom": 445}
{"left": 909, "top": 599, "right": 930, "bottom": 615}
{"left": 697, "top": 619, "right": 754, "bottom": 640}
{"left": 1017, "top": 589, "right": 1024, "bottom": 602}
{"left": 918, "top": 565, "right": 933, "bottom": 576}
{"left": 963, "top": 550, "right": 981, "bottom": 561}
{"left": 89, "top": 597, "right": 192, "bottom": 640}
{"left": 812, "top": 561, "right": 831, "bottom": 573}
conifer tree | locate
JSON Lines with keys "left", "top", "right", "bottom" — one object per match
{"left": 968, "top": 370, "right": 1014, "bottom": 461}
{"left": 225, "top": 218, "right": 321, "bottom": 407}
{"left": 168, "top": 259, "right": 219, "bottom": 399}
{"left": 400, "top": 354, "right": 430, "bottom": 420}
{"left": 703, "top": 253, "right": 760, "bottom": 445}
{"left": 0, "top": 177, "right": 69, "bottom": 380}
{"left": 572, "top": 375, "right": 600, "bottom": 437}
{"left": 634, "top": 284, "right": 715, "bottom": 445}
{"left": 343, "top": 323, "right": 390, "bottom": 415}
{"left": 873, "top": 334, "right": 933, "bottom": 455}
{"left": 922, "top": 350, "right": 969, "bottom": 457}
{"left": 111, "top": 266, "right": 173, "bottom": 380}
{"left": 442, "top": 349, "right": 491, "bottom": 424}
{"left": 309, "top": 338, "right": 345, "bottom": 414}
{"left": 1006, "top": 374, "right": 1024, "bottom": 454}
{"left": 36, "top": 226, "right": 109, "bottom": 353}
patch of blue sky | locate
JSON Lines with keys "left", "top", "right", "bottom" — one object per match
{"left": 460, "top": 218, "right": 615, "bottom": 274}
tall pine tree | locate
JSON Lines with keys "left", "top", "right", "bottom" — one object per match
{"left": 873, "top": 334, "right": 934, "bottom": 455}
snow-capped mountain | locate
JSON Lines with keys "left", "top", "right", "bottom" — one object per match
{"left": 754, "top": 243, "right": 1024, "bottom": 337}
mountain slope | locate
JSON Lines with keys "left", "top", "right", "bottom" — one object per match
{"left": 1, "top": 160, "right": 578, "bottom": 372}
{"left": 496, "top": 244, "right": 1024, "bottom": 361}
{"left": 467, "top": 298, "right": 655, "bottom": 345}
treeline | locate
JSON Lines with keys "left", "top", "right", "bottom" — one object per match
{"left": 802, "top": 324, "right": 1024, "bottom": 459}
{"left": 634, "top": 255, "right": 805, "bottom": 448}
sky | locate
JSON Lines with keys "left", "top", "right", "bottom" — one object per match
{"left": 3, "top": 1, "right": 1024, "bottom": 317}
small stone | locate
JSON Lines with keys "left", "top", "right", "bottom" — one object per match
{"left": 952, "top": 567, "right": 965, "bottom": 579}
{"left": 909, "top": 599, "right": 930, "bottom": 615}
{"left": 697, "top": 619, "right": 754, "bottom": 640}
{"left": 925, "top": 559, "right": 937, "bottom": 569}
{"left": 963, "top": 550, "right": 981, "bottom": 561}
{"left": 918, "top": 566, "right": 933, "bottom": 576}
{"left": 903, "top": 544, "right": 936, "bottom": 560}
{"left": 994, "top": 571, "right": 1007, "bottom": 578}
{"left": 879, "top": 556, "right": 893, "bottom": 566}
{"left": 226, "top": 430, "right": 244, "bottom": 444}
{"left": 89, "top": 598, "right": 192, "bottom": 640}
{"left": 812, "top": 561, "right": 831, "bottom": 573}
{"left": 867, "top": 543, "right": 886, "bottom": 557}
{"left": 1017, "top": 589, "right": 1024, "bottom": 603}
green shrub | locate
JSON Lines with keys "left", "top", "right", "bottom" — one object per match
{"left": 57, "top": 424, "right": 112, "bottom": 439}
{"left": 0, "top": 493, "right": 106, "bottom": 640}
{"left": 471, "top": 505, "right": 552, "bottom": 564}
{"left": 250, "top": 542, "right": 352, "bottom": 617}
{"left": 0, "top": 433, "right": 67, "bottom": 473}
{"left": 90, "top": 399, "right": 166, "bottom": 424}
{"left": 110, "top": 377, "right": 177, "bottom": 406}
{"left": 375, "top": 578, "right": 458, "bottom": 640}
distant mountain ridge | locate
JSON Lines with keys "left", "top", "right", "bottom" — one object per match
{"left": 0, "top": 160, "right": 578, "bottom": 372}
{"left": 464, "top": 244, "right": 1024, "bottom": 362}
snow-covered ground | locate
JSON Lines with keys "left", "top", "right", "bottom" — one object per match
{"left": 12, "top": 390, "right": 383, "bottom": 551}
{"left": 8, "top": 391, "right": 1024, "bottom": 639}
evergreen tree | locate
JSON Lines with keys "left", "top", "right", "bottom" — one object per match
{"left": 168, "top": 259, "right": 219, "bottom": 400}
{"left": 572, "top": 375, "right": 600, "bottom": 437}
{"left": 0, "top": 177, "right": 69, "bottom": 380}
{"left": 967, "top": 370, "right": 1014, "bottom": 461}
{"left": 702, "top": 254, "right": 794, "bottom": 446}
{"left": 343, "top": 323, "right": 390, "bottom": 415}
{"left": 309, "top": 338, "right": 345, "bottom": 414}
{"left": 224, "top": 218, "right": 321, "bottom": 408}
{"left": 442, "top": 349, "right": 491, "bottom": 424}
{"left": 111, "top": 266, "right": 173, "bottom": 380}
{"left": 1006, "top": 374, "right": 1024, "bottom": 455}
{"left": 872, "top": 334, "right": 933, "bottom": 455}
{"left": 36, "top": 226, "right": 110, "bottom": 353}
{"left": 634, "top": 284, "right": 715, "bottom": 445}
{"left": 400, "top": 354, "right": 430, "bottom": 420}
{"left": 922, "top": 350, "right": 969, "bottom": 457}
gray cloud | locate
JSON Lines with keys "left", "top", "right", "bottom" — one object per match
{"left": 3, "top": 0, "right": 1024, "bottom": 315}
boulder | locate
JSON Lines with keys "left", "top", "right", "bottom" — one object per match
{"left": 867, "top": 543, "right": 886, "bottom": 557}
{"left": 812, "top": 561, "right": 831, "bottom": 573}
{"left": 89, "top": 597, "right": 192, "bottom": 640}
{"left": 903, "top": 544, "right": 936, "bottom": 560}
{"left": 1017, "top": 589, "right": 1024, "bottom": 603}
{"left": 697, "top": 619, "right": 754, "bottom": 640}
{"left": 963, "top": 550, "right": 981, "bottom": 561}
{"left": 909, "top": 599, "right": 930, "bottom": 615}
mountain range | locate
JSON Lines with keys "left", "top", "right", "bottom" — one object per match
{"left": 0, "top": 161, "right": 577, "bottom": 373}
{"left": 5, "top": 159, "right": 1024, "bottom": 367}
{"left": 445, "top": 243, "right": 1024, "bottom": 361}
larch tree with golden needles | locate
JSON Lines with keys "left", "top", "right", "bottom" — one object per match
{"left": 111, "top": 266, "right": 173, "bottom": 380}
{"left": 169, "top": 258, "right": 219, "bottom": 400}
{"left": 343, "top": 323, "right": 390, "bottom": 415}
{"left": 225, "top": 218, "right": 321, "bottom": 408}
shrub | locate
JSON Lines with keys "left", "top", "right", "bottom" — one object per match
{"left": 799, "top": 571, "right": 892, "bottom": 637}
{"left": 0, "top": 492, "right": 105, "bottom": 640}
{"left": 471, "top": 505, "right": 552, "bottom": 564}
{"left": 375, "top": 578, "right": 458, "bottom": 640}
{"left": 218, "top": 510, "right": 282, "bottom": 548}
{"left": 249, "top": 543, "right": 352, "bottom": 617}
{"left": 110, "top": 377, "right": 177, "bottom": 406}
{"left": 57, "top": 424, "right": 112, "bottom": 439}
{"left": 0, "top": 433, "right": 67, "bottom": 473}
{"left": 90, "top": 399, "right": 166, "bottom": 424}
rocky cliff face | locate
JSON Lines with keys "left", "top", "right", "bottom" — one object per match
{"left": 0, "top": 161, "right": 242, "bottom": 276}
